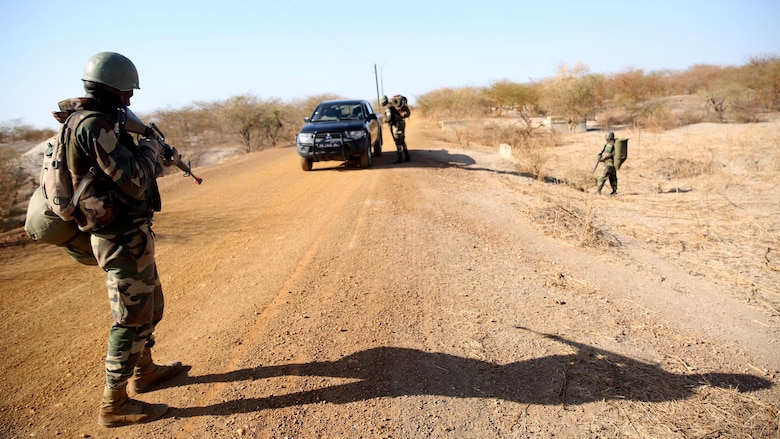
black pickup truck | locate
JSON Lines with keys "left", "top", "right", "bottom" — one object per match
{"left": 295, "top": 99, "right": 383, "bottom": 171}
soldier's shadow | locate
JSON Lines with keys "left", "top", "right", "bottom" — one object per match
{"left": 167, "top": 329, "right": 772, "bottom": 418}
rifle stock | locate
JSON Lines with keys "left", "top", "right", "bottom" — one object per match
{"left": 118, "top": 107, "right": 203, "bottom": 184}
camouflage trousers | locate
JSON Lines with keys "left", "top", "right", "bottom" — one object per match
{"left": 391, "top": 121, "right": 407, "bottom": 152}
{"left": 597, "top": 165, "right": 618, "bottom": 193}
{"left": 92, "top": 222, "right": 164, "bottom": 389}
{"left": 390, "top": 122, "right": 410, "bottom": 162}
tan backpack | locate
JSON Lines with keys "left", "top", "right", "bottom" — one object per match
{"left": 41, "top": 111, "right": 100, "bottom": 221}
{"left": 390, "top": 95, "right": 411, "bottom": 118}
{"left": 24, "top": 110, "right": 101, "bottom": 266}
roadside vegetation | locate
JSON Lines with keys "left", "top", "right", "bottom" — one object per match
{"left": 423, "top": 55, "right": 780, "bottom": 180}
{"left": 1, "top": 56, "right": 778, "bottom": 232}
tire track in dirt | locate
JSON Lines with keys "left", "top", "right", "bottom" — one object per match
{"left": 175, "top": 163, "right": 377, "bottom": 435}
{"left": 250, "top": 168, "right": 386, "bottom": 437}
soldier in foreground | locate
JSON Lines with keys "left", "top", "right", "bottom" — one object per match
{"left": 58, "top": 52, "right": 183, "bottom": 427}
{"left": 595, "top": 131, "right": 618, "bottom": 195}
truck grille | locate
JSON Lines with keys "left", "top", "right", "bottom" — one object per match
{"left": 314, "top": 132, "right": 344, "bottom": 148}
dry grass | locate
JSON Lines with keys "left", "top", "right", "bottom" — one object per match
{"left": 429, "top": 114, "right": 780, "bottom": 316}
{"left": 519, "top": 325, "right": 780, "bottom": 438}
{"left": 504, "top": 118, "right": 780, "bottom": 317}
{"left": 532, "top": 196, "right": 621, "bottom": 248}
{"left": 563, "top": 353, "right": 780, "bottom": 438}
{"left": 427, "top": 116, "right": 780, "bottom": 438}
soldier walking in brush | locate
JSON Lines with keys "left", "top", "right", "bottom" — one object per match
{"left": 595, "top": 131, "right": 618, "bottom": 195}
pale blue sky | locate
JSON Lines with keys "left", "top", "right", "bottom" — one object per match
{"left": 1, "top": 0, "right": 778, "bottom": 129}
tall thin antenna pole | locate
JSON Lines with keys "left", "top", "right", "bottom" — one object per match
{"left": 374, "top": 64, "right": 381, "bottom": 108}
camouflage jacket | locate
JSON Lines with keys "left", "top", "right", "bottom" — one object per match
{"left": 600, "top": 142, "right": 616, "bottom": 169}
{"left": 384, "top": 105, "right": 405, "bottom": 129}
{"left": 55, "top": 98, "right": 162, "bottom": 233}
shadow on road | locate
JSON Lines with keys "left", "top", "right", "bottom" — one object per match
{"left": 369, "top": 148, "right": 571, "bottom": 186}
{"left": 308, "top": 148, "right": 479, "bottom": 172}
{"left": 372, "top": 148, "right": 476, "bottom": 169}
{"left": 300, "top": 147, "right": 569, "bottom": 185}
{"left": 165, "top": 329, "right": 772, "bottom": 419}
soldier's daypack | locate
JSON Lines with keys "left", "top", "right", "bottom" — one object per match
{"left": 390, "top": 95, "right": 411, "bottom": 118}
{"left": 41, "top": 112, "right": 99, "bottom": 222}
{"left": 614, "top": 138, "right": 628, "bottom": 169}
{"left": 24, "top": 110, "right": 101, "bottom": 265}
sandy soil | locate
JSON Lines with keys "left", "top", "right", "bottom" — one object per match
{"left": 0, "top": 117, "right": 778, "bottom": 438}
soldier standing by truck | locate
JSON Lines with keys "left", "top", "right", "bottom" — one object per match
{"left": 381, "top": 95, "right": 411, "bottom": 164}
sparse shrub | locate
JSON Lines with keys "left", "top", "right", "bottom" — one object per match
{"left": 456, "top": 113, "right": 559, "bottom": 180}
{"left": 561, "top": 167, "right": 594, "bottom": 192}
{"left": 741, "top": 54, "right": 780, "bottom": 111}
{"left": 452, "top": 126, "right": 472, "bottom": 148}
{"left": 211, "top": 94, "right": 303, "bottom": 153}
{"left": 483, "top": 80, "right": 541, "bottom": 116}
{"left": 439, "top": 120, "right": 477, "bottom": 147}
{"left": 0, "top": 120, "right": 56, "bottom": 143}
{"left": 676, "top": 107, "right": 706, "bottom": 126}
{"left": 598, "top": 107, "right": 631, "bottom": 129}
{"left": 0, "top": 148, "right": 31, "bottom": 231}
{"left": 416, "top": 87, "right": 492, "bottom": 119}
{"left": 145, "top": 105, "right": 212, "bottom": 168}
{"left": 539, "top": 63, "right": 604, "bottom": 132}
{"left": 728, "top": 93, "right": 764, "bottom": 123}
{"left": 510, "top": 130, "right": 559, "bottom": 181}
{"left": 641, "top": 103, "right": 678, "bottom": 131}
{"left": 495, "top": 117, "right": 542, "bottom": 149}
{"left": 534, "top": 200, "right": 621, "bottom": 248}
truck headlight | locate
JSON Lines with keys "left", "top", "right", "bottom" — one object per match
{"left": 345, "top": 130, "right": 366, "bottom": 140}
{"left": 297, "top": 132, "right": 314, "bottom": 145}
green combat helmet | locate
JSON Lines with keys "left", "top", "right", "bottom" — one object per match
{"left": 380, "top": 95, "right": 388, "bottom": 106}
{"left": 82, "top": 52, "right": 140, "bottom": 92}
{"left": 605, "top": 131, "right": 615, "bottom": 141}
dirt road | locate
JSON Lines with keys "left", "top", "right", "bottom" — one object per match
{"left": 1, "top": 120, "right": 778, "bottom": 438}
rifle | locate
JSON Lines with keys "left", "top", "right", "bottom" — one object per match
{"left": 118, "top": 107, "right": 203, "bottom": 184}
{"left": 592, "top": 145, "right": 606, "bottom": 173}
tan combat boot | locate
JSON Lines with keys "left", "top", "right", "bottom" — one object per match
{"left": 97, "top": 385, "right": 168, "bottom": 428}
{"left": 128, "top": 347, "right": 183, "bottom": 394}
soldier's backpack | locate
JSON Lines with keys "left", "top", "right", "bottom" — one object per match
{"left": 614, "top": 138, "right": 628, "bottom": 169}
{"left": 41, "top": 112, "right": 99, "bottom": 222}
{"left": 390, "top": 95, "right": 411, "bottom": 118}
{"left": 24, "top": 110, "right": 100, "bottom": 265}
{"left": 24, "top": 185, "right": 96, "bottom": 265}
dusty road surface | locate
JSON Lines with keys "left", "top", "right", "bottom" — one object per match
{"left": 1, "top": 119, "right": 778, "bottom": 438}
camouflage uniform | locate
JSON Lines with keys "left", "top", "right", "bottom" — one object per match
{"left": 59, "top": 51, "right": 181, "bottom": 428}
{"left": 383, "top": 97, "right": 411, "bottom": 163}
{"left": 596, "top": 134, "right": 618, "bottom": 195}
{"left": 61, "top": 97, "right": 166, "bottom": 390}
